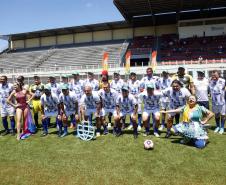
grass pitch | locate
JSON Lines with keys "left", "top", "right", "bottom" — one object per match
{"left": 0, "top": 117, "right": 225, "bottom": 185}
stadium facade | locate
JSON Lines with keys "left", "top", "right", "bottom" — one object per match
{"left": 0, "top": 0, "right": 226, "bottom": 81}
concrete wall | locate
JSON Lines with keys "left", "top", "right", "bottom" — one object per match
{"left": 25, "top": 38, "right": 40, "bottom": 48}
{"left": 12, "top": 40, "right": 25, "bottom": 49}
{"left": 113, "top": 28, "right": 133, "bottom": 40}
{"left": 11, "top": 24, "right": 178, "bottom": 49}
{"left": 179, "top": 24, "right": 226, "bottom": 38}
{"left": 57, "top": 34, "right": 74, "bottom": 45}
{"left": 41, "top": 36, "right": 56, "bottom": 46}
{"left": 74, "top": 32, "right": 92, "bottom": 43}
{"left": 134, "top": 26, "right": 155, "bottom": 37}
{"left": 93, "top": 30, "right": 112, "bottom": 41}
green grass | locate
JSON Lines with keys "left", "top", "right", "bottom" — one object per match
{"left": 0, "top": 117, "right": 226, "bottom": 185}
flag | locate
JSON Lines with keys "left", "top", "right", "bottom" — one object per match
{"left": 102, "top": 52, "right": 109, "bottom": 71}
{"left": 151, "top": 50, "right": 157, "bottom": 72}
{"left": 125, "top": 51, "right": 131, "bottom": 74}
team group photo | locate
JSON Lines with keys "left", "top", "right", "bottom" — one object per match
{"left": 0, "top": 0, "right": 226, "bottom": 185}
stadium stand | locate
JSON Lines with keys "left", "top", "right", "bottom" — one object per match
{"left": 0, "top": 0, "right": 225, "bottom": 78}
{"left": 160, "top": 34, "right": 226, "bottom": 61}
{"left": 0, "top": 40, "right": 128, "bottom": 71}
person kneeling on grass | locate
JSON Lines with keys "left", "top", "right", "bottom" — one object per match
{"left": 138, "top": 83, "right": 162, "bottom": 137}
{"left": 40, "top": 85, "right": 62, "bottom": 137}
{"left": 80, "top": 85, "right": 107, "bottom": 137}
{"left": 59, "top": 84, "right": 80, "bottom": 137}
{"left": 114, "top": 84, "right": 138, "bottom": 138}
{"left": 161, "top": 95, "right": 214, "bottom": 149}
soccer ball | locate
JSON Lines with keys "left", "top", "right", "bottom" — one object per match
{"left": 144, "top": 140, "right": 154, "bottom": 150}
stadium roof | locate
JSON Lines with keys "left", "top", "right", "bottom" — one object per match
{"left": 3, "top": 0, "right": 226, "bottom": 41}
{"left": 6, "top": 21, "right": 132, "bottom": 41}
{"left": 114, "top": 0, "right": 226, "bottom": 21}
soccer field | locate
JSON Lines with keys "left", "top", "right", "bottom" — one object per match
{"left": 0, "top": 118, "right": 225, "bottom": 185}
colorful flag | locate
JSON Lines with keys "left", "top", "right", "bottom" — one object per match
{"left": 151, "top": 50, "right": 157, "bottom": 72}
{"left": 125, "top": 51, "right": 131, "bottom": 74}
{"left": 102, "top": 52, "right": 109, "bottom": 71}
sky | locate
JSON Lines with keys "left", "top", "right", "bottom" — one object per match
{"left": 0, "top": 0, "right": 124, "bottom": 51}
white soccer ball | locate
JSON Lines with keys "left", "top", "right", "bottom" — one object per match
{"left": 144, "top": 140, "right": 154, "bottom": 150}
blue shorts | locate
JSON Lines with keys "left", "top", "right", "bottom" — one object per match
{"left": 197, "top": 101, "right": 209, "bottom": 110}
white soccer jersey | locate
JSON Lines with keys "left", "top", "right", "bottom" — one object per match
{"left": 0, "top": 83, "right": 14, "bottom": 109}
{"left": 69, "top": 79, "right": 84, "bottom": 100}
{"left": 162, "top": 87, "right": 191, "bottom": 109}
{"left": 84, "top": 79, "right": 99, "bottom": 91}
{"left": 98, "top": 89, "right": 118, "bottom": 110}
{"left": 41, "top": 94, "right": 59, "bottom": 115}
{"left": 158, "top": 77, "right": 172, "bottom": 103}
{"left": 116, "top": 94, "right": 137, "bottom": 114}
{"left": 140, "top": 76, "right": 159, "bottom": 89}
{"left": 59, "top": 91, "right": 78, "bottom": 114}
{"left": 209, "top": 78, "right": 225, "bottom": 106}
{"left": 80, "top": 92, "right": 101, "bottom": 110}
{"left": 139, "top": 90, "right": 162, "bottom": 110}
{"left": 48, "top": 83, "right": 61, "bottom": 98}
{"left": 128, "top": 79, "right": 140, "bottom": 97}
{"left": 194, "top": 78, "right": 209, "bottom": 102}
{"left": 110, "top": 79, "right": 124, "bottom": 93}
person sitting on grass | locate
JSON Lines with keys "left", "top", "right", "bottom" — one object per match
{"left": 161, "top": 95, "right": 214, "bottom": 149}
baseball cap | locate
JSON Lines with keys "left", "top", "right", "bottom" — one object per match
{"left": 122, "top": 84, "right": 129, "bottom": 91}
{"left": 72, "top": 72, "right": 79, "bottom": 75}
{"left": 44, "top": 85, "right": 51, "bottom": 90}
{"left": 146, "top": 83, "right": 155, "bottom": 89}
{"left": 61, "top": 84, "right": 69, "bottom": 90}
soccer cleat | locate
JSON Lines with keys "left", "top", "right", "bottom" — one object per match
{"left": 116, "top": 131, "right": 122, "bottom": 137}
{"left": 127, "top": 125, "right": 133, "bottom": 130}
{"left": 1, "top": 130, "right": 10, "bottom": 136}
{"left": 96, "top": 132, "right": 101, "bottom": 137}
{"left": 165, "top": 132, "right": 171, "bottom": 138}
{"left": 159, "top": 125, "right": 164, "bottom": 131}
{"left": 214, "top": 127, "right": 220, "bottom": 133}
{"left": 133, "top": 133, "right": 138, "bottom": 139}
{"left": 143, "top": 132, "right": 150, "bottom": 137}
{"left": 60, "top": 132, "right": 68, "bottom": 138}
{"left": 11, "top": 130, "right": 16, "bottom": 136}
{"left": 107, "top": 123, "right": 111, "bottom": 128}
{"left": 41, "top": 132, "right": 48, "bottom": 137}
{"left": 138, "top": 125, "right": 142, "bottom": 131}
{"left": 103, "top": 128, "right": 109, "bottom": 135}
{"left": 58, "top": 131, "right": 62, "bottom": 137}
{"left": 154, "top": 132, "right": 160, "bottom": 138}
{"left": 219, "top": 128, "right": 224, "bottom": 135}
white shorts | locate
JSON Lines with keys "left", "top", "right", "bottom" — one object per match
{"left": 113, "top": 110, "right": 136, "bottom": 118}
{"left": 45, "top": 111, "right": 58, "bottom": 118}
{"left": 137, "top": 103, "right": 142, "bottom": 114}
{"left": 104, "top": 109, "right": 114, "bottom": 114}
{"left": 1, "top": 106, "right": 15, "bottom": 117}
{"left": 212, "top": 104, "right": 225, "bottom": 115}
{"left": 85, "top": 109, "right": 105, "bottom": 117}
{"left": 143, "top": 109, "right": 160, "bottom": 118}
{"left": 161, "top": 101, "right": 170, "bottom": 110}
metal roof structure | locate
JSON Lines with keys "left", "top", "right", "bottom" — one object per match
{"left": 3, "top": 0, "right": 226, "bottom": 41}
{"left": 113, "top": 0, "right": 226, "bottom": 21}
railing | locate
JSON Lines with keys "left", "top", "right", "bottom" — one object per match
{"left": 1, "top": 59, "right": 225, "bottom": 75}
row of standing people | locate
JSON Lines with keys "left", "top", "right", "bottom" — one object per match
{"left": 0, "top": 67, "right": 225, "bottom": 142}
